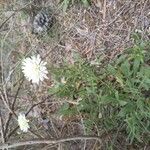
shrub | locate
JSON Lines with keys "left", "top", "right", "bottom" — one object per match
{"left": 49, "top": 34, "right": 150, "bottom": 143}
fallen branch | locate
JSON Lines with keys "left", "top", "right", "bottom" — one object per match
{"left": 0, "top": 136, "right": 101, "bottom": 149}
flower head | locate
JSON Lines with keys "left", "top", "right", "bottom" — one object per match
{"left": 22, "top": 55, "right": 48, "bottom": 84}
{"left": 61, "top": 77, "right": 67, "bottom": 84}
{"left": 18, "top": 113, "right": 30, "bottom": 132}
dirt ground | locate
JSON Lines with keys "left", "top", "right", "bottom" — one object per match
{"left": 0, "top": 0, "right": 150, "bottom": 149}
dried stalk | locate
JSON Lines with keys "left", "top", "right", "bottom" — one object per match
{"left": 0, "top": 110, "right": 5, "bottom": 143}
{"left": 0, "top": 136, "right": 101, "bottom": 149}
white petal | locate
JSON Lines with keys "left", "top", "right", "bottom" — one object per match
{"left": 21, "top": 55, "right": 48, "bottom": 84}
{"left": 18, "top": 113, "right": 30, "bottom": 132}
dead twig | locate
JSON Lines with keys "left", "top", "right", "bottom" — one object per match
{"left": 0, "top": 90, "right": 16, "bottom": 117}
{"left": 0, "top": 1, "right": 33, "bottom": 30}
{"left": 103, "top": 0, "right": 107, "bottom": 21}
{"left": 0, "top": 81, "right": 26, "bottom": 140}
{"left": 107, "top": 0, "right": 132, "bottom": 26}
{"left": 6, "top": 126, "right": 19, "bottom": 139}
{"left": 4, "top": 78, "right": 24, "bottom": 138}
{"left": 11, "top": 78, "right": 24, "bottom": 110}
{"left": 3, "top": 113, "right": 12, "bottom": 139}
{"left": 0, "top": 136, "right": 101, "bottom": 149}
{"left": 0, "top": 110, "right": 5, "bottom": 143}
{"left": 0, "top": 13, "right": 15, "bottom": 30}
{"left": 7, "top": 94, "right": 54, "bottom": 139}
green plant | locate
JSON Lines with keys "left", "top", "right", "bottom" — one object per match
{"left": 49, "top": 35, "right": 150, "bottom": 144}
{"left": 60, "top": 0, "right": 90, "bottom": 12}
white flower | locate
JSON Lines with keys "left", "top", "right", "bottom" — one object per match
{"left": 61, "top": 77, "right": 67, "bottom": 84}
{"left": 18, "top": 113, "right": 30, "bottom": 132}
{"left": 22, "top": 55, "right": 48, "bottom": 84}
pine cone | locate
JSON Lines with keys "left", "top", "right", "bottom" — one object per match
{"left": 33, "top": 12, "right": 48, "bottom": 33}
{"left": 32, "top": 11, "right": 54, "bottom": 34}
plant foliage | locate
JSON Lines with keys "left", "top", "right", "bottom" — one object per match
{"left": 60, "top": 0, "right": 90, "bottom": 12}
{"left": 49, "top": 35, "right": 150, "bottom": 143}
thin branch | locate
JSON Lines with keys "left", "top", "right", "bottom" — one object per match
{"left": 0, "top": 13, "right": 15, "bottom": 30}
{"left": 0, "top": 110, "right": 5, "bottom": 143}
{"left": 106, "top": 0, "right": 132, "bottom": 26}
{"left": 0, "top": 136, "right": 101, "bottom": 149}
{"left": 4, "top": 78, "right": 24, "bottom": 138}
{"left": 3, "top": 113, "right": 12, "bottom": 138}
{"left": 7, "top": 94, "right": 54, "bottom": 139}
{"left": 0, "top": 90, "right": 17, "bottom": 117}
{"left": 25, "top": 98, "right": 47, "bottom": 116}
{"left": 11, "top": 78, "right": 24, "bottom": 110}
{"left": 0, "top": 1, "right": 33, "bottom": 30}
{"left": 7, "top": 126, "right": 19, "bottom": 139}
{"left": 103, "top": 0, "right": 106, "bottom": 21}
{"left": 0, "top": 90, "right": 18, "bottom": 141}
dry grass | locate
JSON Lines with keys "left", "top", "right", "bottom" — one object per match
{"left": 0, "top": 0, "right": 150, "bottom": 149}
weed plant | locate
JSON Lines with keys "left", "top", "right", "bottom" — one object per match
{"left": 49, "top": 34, "right": 150, "bottom": 144}
{"left": 60, "top": 0, "right": 90, "bottom": 12}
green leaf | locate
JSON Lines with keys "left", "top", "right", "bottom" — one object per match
{"left": 116, "top": 54, "right": 127, "bottom": 65}
{"left": 120, "top": 60, "right": 131, "bottom": 77}
{"left": 62, "top": 0, "right": 70, "bottom": 12}
{"left": 133, "top": 59, "right": 140, "bottom": 76}
{"left": 115, "top": 90, "right": 119, "bottom": 101}
{"left": 115, "top": 91, "right": 127, "bottom": 106}
{"left": 81, "top": 0, "right": 90, "bottom": 7}
{"left": 107, "top": 64, "right": 116, "bottom": 75}
{"left": 119, "top": 100, "right": 128, "bottom": 106}
{"left": 116, "top": 76, "right": 124, "bottom": 87}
